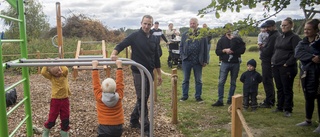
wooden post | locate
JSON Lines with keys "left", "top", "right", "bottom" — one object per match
{"left": 153, "top": 69, "right": 158, "bottom": 102}
{"left": 37, "top": 51, "right": 41, "bottom": 74}
{"left": 171, "top": 68, "right": 178, "bottom": 124}
{"left": 231, "top": 94, "right": 243, "bottom": 137}
{"left": 56, "top": 2, "right": 64, "bottom": 58}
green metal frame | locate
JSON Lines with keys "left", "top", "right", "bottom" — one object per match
{"left": 0, "top": 0, "right": 33, "bottom": 136}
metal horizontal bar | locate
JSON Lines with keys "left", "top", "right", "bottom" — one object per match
{"left": 1, "top": 39, "right": 24, "bottom": 43}
{"left": 20, "top": 58, "right": 131, "bottom": 63}
{"left": 7, "top": 97, "right": 27, "bottom": 116}
{"left": 5, "top": 78, "right": 26, "bottom": 92}
{"left": 7, "top": 60, "right": 137, "bottom": 67}
{"left": 9, "top": 115, "right": 29, "bottom": 137}
{"left": 0, "top": 14, "right": 22, "bottom": 22}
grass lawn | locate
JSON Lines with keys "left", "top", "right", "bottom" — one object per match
{"left": 154, "top": 42, "right": 320, "bottom": 137}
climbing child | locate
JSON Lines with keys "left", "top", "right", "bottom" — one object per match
{"left": 240, "top": 59, "right": 262, "bottom": 111}
{"left": 41, "top": 65, "right": 71, "bottom": 137}
{"left": 91, "top": 60, "right": 124, "bottom": 137}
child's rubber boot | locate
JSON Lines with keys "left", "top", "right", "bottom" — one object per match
{"left": 42, "top": 127, "right": 50, "bottom": 137}
{"left": 60, "top": 130, "right": 69, "bottom": 137}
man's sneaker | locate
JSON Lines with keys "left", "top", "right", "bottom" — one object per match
{"left": 180, "top": 97, "right": 188, "bottom": 102}
{"left": 284, "top": 111, "right": 292, "bottom": 117}
{"left": 130, "top": 122, "right": 141, "bottom": 129}
{"left": 259, "top": 102, "right": 271, "bottom": 108}
{"left": 211, "top": 101, "right": 224, "bottom": 107}
{"left": 196, "top": 98, "right": 204, "bottom": 103}
{"left": 296, "top": 121, "right": 312, "bottom": 126}
{"left": 227, "top": 100, "right": 232, "bottom": 105}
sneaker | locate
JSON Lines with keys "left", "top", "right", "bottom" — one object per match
{"left": 211, "top": 101, "right": 224, "bottom": 107}
{"left": 180, "top": 97, "right": 188, "bottom": 102}
{"left": 284, "top": 111, "right": 292, "bottom": 117}
{"left": 272, "top": 108, "right": 283, "bottom": 113}
{"left": 227, "top": 100, "right": 232, "bottom": 105}
{"left": 130, "top": 122, "right": 141, "bottom": 129}
{"left": 196, "top": 98, "right": 204, "bottom": 103}
{"left": 259, "top": 102, "right": 271, "bottom": 108}
{"left": 313, "top": 125, "right": 320, "bottom": 133}
{"left": 296, "top": 121, "right": 312, "bottom": 126}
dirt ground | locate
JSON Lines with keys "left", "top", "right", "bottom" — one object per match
{"left": 5, "top": 66, "right": 183, "bottom": 137}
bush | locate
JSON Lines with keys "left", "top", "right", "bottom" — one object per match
{"left": 248, "top": 46, "right": 259, "bottom": 52}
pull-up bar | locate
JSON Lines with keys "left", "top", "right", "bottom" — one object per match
{"left": 19, "top": 58, "right": 131, "bottom": 63}
{"left": 6, "top": 59, "right": 154, "bottom": 137}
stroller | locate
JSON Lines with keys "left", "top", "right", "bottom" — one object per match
{"left": 167, "top": 35, "right": 182, "bottom": 68}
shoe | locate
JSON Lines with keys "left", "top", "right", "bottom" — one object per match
{"left": 211, "top": 101, "right": 224, "bottom": 107}
{"left": 272, "top": 108, "right": 283, "bottom": 113}
{"left": 284, "top": 111, "right": 292, "bottom": 117}
{"left": 130, "top": 122, "right": 141, "bottom": 129}
{"left": 227, "top": 100, "right": 232, "bottom": 105}
{"left": 259, "top": 102, "right": 271, "bottom": 108}
{"left": 313, "top": 125, "right": 320, "bottom": 133}
{"left": 196, "top": 98, "right": 204, "bottom": 103}
{"left": 180, "top": 97, "right": 188, "bottom": 102}
{"left": 296, "top": 121, "right": 312, "bottom": 126}
{"left": 252, "top": 108, "right": 257, "bottom": 112}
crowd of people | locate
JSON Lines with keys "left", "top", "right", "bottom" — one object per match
{"left": 39, "top": 15, "right": 320, "bottom": 136}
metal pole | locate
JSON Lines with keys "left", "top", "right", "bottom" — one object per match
{"left": 19, "top": 58, "right": 131, "bottom": 63}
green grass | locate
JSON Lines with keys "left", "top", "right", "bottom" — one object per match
{"left": 155, "top": 41, "right": 320, "bottom": 137}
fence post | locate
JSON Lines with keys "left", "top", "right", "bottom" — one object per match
{"left": 37, "top": 51, "right": 41, "bottom": 74}
{"left": 171, "top": 68, "right": 178, "bottom": 124}
{"left": 231, "top": 94, "right": 243, "bottom": 137}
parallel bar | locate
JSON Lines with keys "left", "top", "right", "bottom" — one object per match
{"left": 0, "top": 15, "right": 22, "bottom": 22}
{"left": 7, "top": 97, "right": 27, "bottom": 116}
{"left": 78, "top": 55, "right": 103, "bottom": 58}
{"left": 8, "top": 61, "right": 134, "bottom": 67}
{"left": 9, "top": 115, "right": 29, "bottom": 137}
{"left": 1, "top": 39, "right": 24, "bottom": 43}
{"left": 20, "top": 58, "right": 131, "bottom": 63}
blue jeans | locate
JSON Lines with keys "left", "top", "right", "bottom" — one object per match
{"left": 218, "top": 62, "right": 240, "bottom": 102}
{"left": 182, "top": 60, "right": 203, "bottom": 99}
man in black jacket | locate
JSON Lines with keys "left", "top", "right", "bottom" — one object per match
{"left": 259, "top": 20, "right": 281, "bottom": 108}
{"left": 212, "top": 24, "right": 246, "bottom": 106}
{"left": 110, "top": 15, "right": 162, "bottom": 136}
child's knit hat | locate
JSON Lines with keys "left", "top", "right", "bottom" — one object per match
{"left": 247, "top": 59, "right": 257, "bottom": 68}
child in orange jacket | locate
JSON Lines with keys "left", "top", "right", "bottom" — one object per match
{"left": 92, "top": 60, "right": 124, "bottom": 137}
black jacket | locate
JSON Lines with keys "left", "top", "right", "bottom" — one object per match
{"left": 240, "top": 70, "right": 262, "bottom": 93}
{"left": 260, "top": 30, "right": 281, "bottom": 62}
{"left": 215, "top": 35, "right": 246, "bottom": 63}
{"left": 152, "top": 28, "right": 168, "bottom": 57}
{"left": 114, "top": 28, "right": 161, "bottom": 73}
{"left": 271, "top": 31, "right": 301, "bottom": 66}
{"left": 295, "top": 36, "right": 320, "bottom": 71}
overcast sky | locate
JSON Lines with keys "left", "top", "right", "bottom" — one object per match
{"left": 1, "top": 0, "right": 320, "bottom": 31}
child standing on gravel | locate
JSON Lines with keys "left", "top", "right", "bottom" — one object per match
{"left": 41, "top": 65, "right": 71, "bottom": 137}
{"left": 240, "top": 59, "right": 262, "bottom": 111}
{"left": 91, "top": 60, "right": 124, "bottom": 137}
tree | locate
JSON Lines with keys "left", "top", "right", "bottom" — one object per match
{"left": 198, "top": 0, "right": 320, "bottom": 34}
{"left": 1, "top": 0, "right": 50, "bottom": 39}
